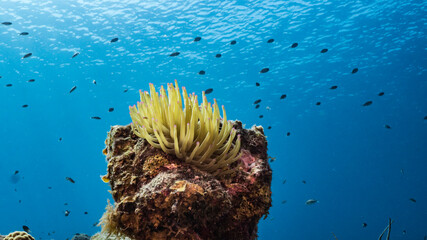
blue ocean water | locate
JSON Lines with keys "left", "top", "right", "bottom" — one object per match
{"left": 1, "top": 0, "right": 426, "bottom": 239}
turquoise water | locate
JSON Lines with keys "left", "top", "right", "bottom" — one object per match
{"left": 1, "top": 0, "right": 426, "bottom": 239}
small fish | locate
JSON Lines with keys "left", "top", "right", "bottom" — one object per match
{"left": 110, "top": 37, "right": 119, "bottom": 43}
{"left": 362, "top": 101, "right": 373, "bottom": 106}
{"left": 1, "top": 22, "right": 12, "bottom": 25}
{"left": 280, "top": 94, "right": 286, "bottom": 99}
{"left": 267, "top": 38, "right": 274, "bottom": 43}
{"left": 64, "top": 203, "right": 68, "bottom": 205}
{"left": 287, "top": 132, "right": 291, "bottom": 136}
{"left": 123, "top": 89, "right": 128, "bottom": 93}
{"left": 93, "top": 80, "right": 97, "bottom": 85}
{"left": 259, "top": 115, "right": 263, "bottom": 118}
{"left": 384, "top": 124, "right": 391, "bottom": 129}
{"left": 255, "top": 104, "right": 260, "bottom": 109}
{"left": 69, "top": 86, "right": 77, "bottom": 93}
{"left": 108, "top": 107, "right": 114, "bottom": 112}
{"left": 6, "top": 84, "right": 12, "bottom": 87}
{"left": 59, "top": 137, "right": 62, "bottom": 141}
{"left": 199, "top": 70, "right": 206, "bottom": 75}
{"left": 72, "top": 52, "right": 79, "bottom": 58}
{"left": 266, "top": 106, "right": 271, "bottom": 110}
{"left": 169, "top": 52, "right": 180, "bottom": 57}
{"left": 65, "top": 210, "right": 70, "bottom": 216}
{"left": 215, "top": 53, "right": 222, "bottom": 58}
{"left": 316, "top": 102, "right": 321, "bottom": 106}
{"left": 424, "top": 116, "right": 427, "bottom": 120}
{"left": 22, "top": 225, "right": 30, "bottom": 233}
{"left": 282, "top": 179, "right": 287, "bottom": 184}
{"left": 352, "top": 68, "right": 358, "bottom": 74}
{"left": 409, "top": 198, "right": 416, "bottom": 203}
{"left": 302, "top": 180, "right": 306, "bottom": 184}
{"left": 255, "top": 82, "right": 260, "bottom": 86}
{"left": 194, "top": 36, "right": 201, "bottom": 42}
{"left": 320, "top": 48, "right": 328, "bottom": 53}
{"left": 14, "top": 170, "right": 19, "bottom": 175}
{"left": 91, "top": 116, "right": 101, "bottom": 120}
{"left": 362, "top": 223, "right": 367, "bottom": 228}
{"left": 84, "top": 211, "right": 88, "bottom": 214}
{"left": 20, "top": 32, "right": 29, "bottom": 35}
{"left": 268, "top": 156, "right": 276, "bottom": 162}
{"left": 22, "top": 53, "right": 32, "bottom": 59}
{"left": 402, "top": 230, "right": 406, "bottom": 234}
{"left": 267, "top": 126, "right": 272, "bottom": 129}
{"left": 254, "top": 99, "right": 261, "bottom": 104}
{"left": 291, "top": 43, "right": 298, "bottom": 48}
{"left": 281, "top": 200, "right": 287, "bottom": 204}
{"left": 65, "top": 177, "right": 75, "bottom": 183}
{"left": 27, "top": 79, "right": 35, "bottom": 82}
{"left": 230, "top": 40, "right": 237, "bottom": 45}
{"left": 48, "top": 186, "right": 52, "bottom": 189}
{"left": 330, "top": 86, "right": 337, "bottom": 90}
{"left": 92, "top": 221, "right": 99, "bottom": 227}
{"left": 305, "top": 199, "right": 318, "bottom": 205}
{"left": 260, "top": 68, "right": 269, "bottom": 73}
{"left": 378, "top": 92, "right": 384, "bottom": 96}
{"left": 22, "top": 104, "right": 28, "bottom": 108}
{"left": 204, "top": 88, "right": 213, "bottom": 94}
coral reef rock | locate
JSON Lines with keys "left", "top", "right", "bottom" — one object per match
{"left": 4, "top": 231, "right": 35, "bottom": 240}
{"left": 100, "top": 121, "right": 272, "bottom": 240}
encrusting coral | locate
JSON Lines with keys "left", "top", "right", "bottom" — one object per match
{"left": 99, "top": 81, "right": 272, "bottom": 240}
{"left": 4, "top": 231, "right": 35, "bottom": 240}
{"left": 129, "top": 80, "right": 241, "bottom": 176}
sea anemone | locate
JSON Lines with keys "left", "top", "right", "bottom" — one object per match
{"left": 129, "top": 80, "right": 241, "bottom": 176}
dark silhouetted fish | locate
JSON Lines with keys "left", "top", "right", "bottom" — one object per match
{"left": 316, "top": 102, "right": 321, "bottom": 105}
{"left": 69, "top": 86, "right": 77, "bottom": 93}
{"left": 230, "top": 40, "right": 237, "bottom": 45}
{"left": 123, "top": 89, "right": 128, "bottom": 93}
{"left": 27, "top": 79, "right": 35, "bottom": 82}
{"left": 93, "top": 80, "right": 97, "bottom": 85}
{"left": 281, "top": 200, "right": 287, "bottom": 204}
{"left": 256, "top": 82, "right": 260, "bottom": 86}
{"left": 22, "top": 225, "right": 30, "bottom": 233}
{"left": 72, "top": 52, "right": 79, "bottom": 58}
{"left": 194, "top": 36, "right": 201, "bottom": 42}
{"left": 91, "top": 116, "right": 101, "bottom": 120}
{"left": 84, "top": 211, "right": 88, "bottom": 214}
{"left": 267, "top": 126, "right": 272, "bottom": 129}
{"left": 215, "top": 53, "right": 222, "bottom": 58}
{"left": 260, "top": 68, "right": 269, "bottom": 73}
{"left": 305, "top": 199, "right": 318, "bottom": 205}
{"left": 362, "top": 101, "right": 372, "bottom": 106}
{"left": 6, "top": 84, "right": 12, "bottom": 87}
{"left": 402, "top": 230, "right": 406, "bottom": 235}
{"left": 14, "top": 170, "right": 19, "bottom": 175}
{"left": 352, "top": 68, "right": 358, "bottom": 74}
{"left": 1, "top": 22, "right": 12, "bottom": 25}
{"left": 65, "top": 210, "right": 70, "bottom": 216}
{"left": 108, "top": 107, "right": 114, "bottom": 112}
{"left": 384, "top": 124, "right": 391, "bottom": 129}
{"left": 282, "top": 179, "right": 286, "bottom": 184}
{"left": 280, "top": 94, "right": 286, "bottom": 99}
{"left": 267, "top": 39, "right": 274, "bottom": 43}
{"left": 204, "top": 88, "right": 213, "bottom": 94}
{"left": 199, "top": 70, "right": 205, "bottom": 75}
{"left": 22, "top": 104, "right": 28, "bottom": 108}
{"left": 320, "top": 48, "right": 328, "bottom": 53}
{"left": 66, "top": 177, "right": 75, "bottom": 183}
{"left": 259, "top": 115, "right": 263, "bottom": 118}
{"left": 22, "top": 53, "right": 32, "bottom": 59}
{"left": 362, "top": 223, "right": 367, "bottom": 228}
{"left": 330, "top": 86, "right": 337, "bottom": 89}
{"left": 59, "top": 137, "right": 62, "bottom": 141}
{"left": 424, "top": 116, "right": 427, "bottom": 120}
{"left": 255, "top": 104, "right": 260, "bottom": 109}
{"left": 20, "top": 32, "right": 29, "bottom": 35}
{"left": 170, "top": 52, "right": 180, "bottom": 57}
{"left": 291, "top": 43, "right": 298, "bottom": 48}
{"left": 48, "top": 186, "right": 52, "bottom": 189}
{"left": 254, "top": 99, "right": 261, "bottom": 104}
{"left": 409, "top": 198, "right": 416, "bottom": 203}
{"left": 378, "top": 92, "right": 384, "bottom": 96}
{"left": 110, "top": 37, "right": 118, "bottom": 43}
{"left": 287, "top": 132, "right": 291, "bottom": 136}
